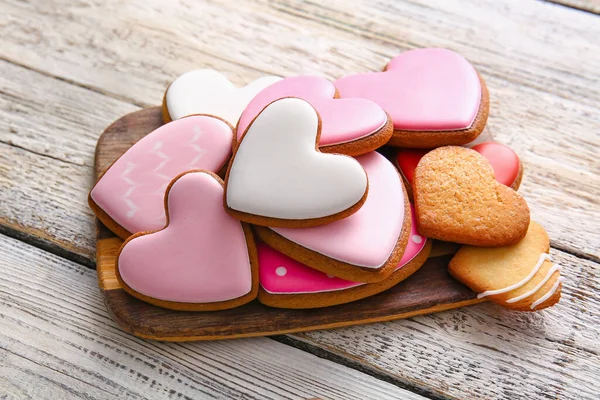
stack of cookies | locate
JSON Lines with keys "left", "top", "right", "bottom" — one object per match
{"left": 89, "top": 48, "right": 562, "bottom": 312}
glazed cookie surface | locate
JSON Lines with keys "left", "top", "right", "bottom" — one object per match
{"left": 117, "top": 170, "right": 258, "bottom": 311}
{"left": 257, "top": 205, "right": 430, "bottom": 308}
{"left": 225, "top": 97, "right": 369, "bottom": 228}
{"left": 335, "top": 48, "right": 489, "bottom": 148}
{"left": 236, "top": 76, "right": 392, "bottom": 156}
{"left": 89, "top": 115, "right": 233, "bottom": 239}
{"left": 255, "top": 151, "right": 410, "bottom": 283}
{"left": 449, "top": 221, "right": 563, "bottom": 311}
{"left": 163, "top": 69, "right": 282, "bottom": 125}
{"left": 414, "top": 146, "right": 530, "bottom": 246}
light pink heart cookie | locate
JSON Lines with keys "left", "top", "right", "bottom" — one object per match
{"left": 237, "top": 76, "right": 392, "bottom": 156}
{"left": 257, "top": 205, "right": 430, "bottom": 309}
{"left": 254, "top": 151, "right": 411, "bottom": 283}
{"left": 335, "top": 48, "right": 489, "bottom": 148}
{"left": 116, "top": 171, "right": 258, "bottom": 311}
{"left": 89, "top": 115, "right": 233, "bottom": 239}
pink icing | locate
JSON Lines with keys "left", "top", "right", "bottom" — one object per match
{"left": 272, "top": 152, "right": 403, "bottom": 268}
{"left": 335, "top": 48, "right": 481, "bottom": 131}
{"left": 236, "top": 76, "right": 388, "bottom": 146}
{"left": 90, "top": 116, "right": 232, "bottom": 234}
{"left": 118, "top": 171, "right": 252, "bottom": 303}
{"left": 259, "top": 205, "right": 426, "bottom": 294}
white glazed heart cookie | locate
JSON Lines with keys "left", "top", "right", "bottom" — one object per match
{"left": 162, "top": 69, "right": 282, "bottom": 125}
{"left": 224, "top": 97, "right": 369, "bottom": 228}
{"left": 448, "top": 221, "right": 563, "bottom": 311}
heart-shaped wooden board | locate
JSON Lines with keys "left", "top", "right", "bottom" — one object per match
{"left": 94, "top": 107, "right": 485, "bottom": 341}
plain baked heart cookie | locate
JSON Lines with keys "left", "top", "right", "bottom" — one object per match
{"left": 236, "top": 76, "right": 393, "bottom": 156}
{"left": 224, "top": 97, "right": 369, "bottom": 228}
{"left": 414, "top": 146, "right": 530, "bottom": 246}
{"left": 449, "top": 221, "right": 563, "bottom": 311}
{"left": 89, "top": 115, "right": 233, "bottom": 239}
{"left": 255, "top": 151, "right": 410, "bottom": 283}
{"left": 257, "top": 205, "right": 430, "bottom": 309}
{"left": 396, "top": 141, "right": 523, "bottom": 199}
{"left": 162, "top": 69, "right": 282, "bottom": 125}
{"left": 335, "top": 48, "right": 489, "bottom": 148}
{"left": 116, "top": 170, "right": 258, "bottom": 311}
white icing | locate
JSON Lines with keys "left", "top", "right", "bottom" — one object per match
{"left": 506, "top": 264, "right": 561, "bottom": 303}
{"left": 477, "top": 253, "right": 551, "bottom": 298}
{"left": 166, "top": 69, "right": 282, "bottom": 125}
{"left": 531, "top": 277, "right": 564, "bottom": 309}
{"left": 226, "top": 98, "right": 368, "bottom": 220}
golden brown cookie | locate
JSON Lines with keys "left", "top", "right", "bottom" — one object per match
{"left": 449, "top": 221, "right": 563, "bottom": 311}
{"left": 414, "top": 146, "right": 530, "bottom": 246}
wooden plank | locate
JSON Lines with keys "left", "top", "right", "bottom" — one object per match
{"left": 0, "top": 233, "right": 426, "bottom": 400}
{"left": 292, "top": 249, "right": 600, "bottom": 400}
{"left": 546, "top": 0, "right": 600, "bottom": 14}
{"left": 1, "top": 0, "right": 599, "bottom": 261}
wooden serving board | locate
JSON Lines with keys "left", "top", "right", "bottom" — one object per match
{"left": 94, "top": 107, "right": 485, "bottom": 341}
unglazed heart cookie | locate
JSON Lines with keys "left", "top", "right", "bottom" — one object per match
{"left": 449, "top": 221, "right": 563, "bottom": 311}
{"left": 257, "top": 206, "right": 430, "bottom": 308}
{"left": 396, "top": 142, "right": 523, "bottom": 199}
{"left": 335, "top": 48, "right": 489, "bottom": 148}
{"left": 225, "top": 98, "right": 369, "bottom": 228}
{"left": 255, "top": 152, "right": 410, "bottom": 283}
{"left": 89, "top": 115, "right": 233, "bottom": 239}
{"left": 116, "top": 171, "right": 258, "bottom": 311}
{"left": 236, "top": 76, "right": 393, "bottom": 156}
{"left": 163, "top": 69, "right": 282, "bottom": 125}
{"left": 414, "top": 146, "right": 530, "bottom": 246}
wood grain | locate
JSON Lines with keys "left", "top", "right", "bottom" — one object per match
{"left": 1, "top": 0, "right": 599, "bottom": 262}
{"left": 546, "top": 0, "right": 600, "bottom": 13}
{"left": 292, "top": 247, "right": 600, "bottom": 400}
{"left": 0, "top": 233, "right": 427, "bottom": 400}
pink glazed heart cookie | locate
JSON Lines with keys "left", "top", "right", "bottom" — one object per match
{"left": 236, "top": 76, "right": 393, "bottom": 156}
{"left": 257, "top": 205, "right": 431, "bottom": 308}
{"left": 396, "top": 142, "right": 523, "bottom": 199}
{"left": 335, "top": 48, "right": 489, "bottom": 148}
{"left": 116, "top": 170, "right": 259, "bottom": 311}
{"left": 255, "top": 151, "right": 411, "bottom": 283}
{"left": 89, "top": 115, "right": 233, "bottom": 239}
{"left": 162, "top": 69, "right": 282, "bottom": 126}
{"left": 225, "top": 98, "right": 369, "bottom": 228}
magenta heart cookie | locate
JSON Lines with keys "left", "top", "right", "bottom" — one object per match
{"left": 236, "top": 76, "right": 392, "bottom": 156}
{"left": 257, "top": 205, "right": 430, "bottom": 309}
{"left": 89, "top": 115, "right": 233, "bottom": 239}
{"left": 396, "top": 142, "right": 522, "bottom": 198}
{"left": 335, "top": 48, "right": 489, "bottom": 148}
{"left": 254, "top": 151, "right": 411, "bottom": 283}
{"left": 116, "top": 171, "right": 258, "bottom": 311}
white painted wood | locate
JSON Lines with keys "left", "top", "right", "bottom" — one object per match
{"left": 294, "top": 248, "right": 600, "bottom": 400}
{"left": 1, "top": 0, "right": 599, "bottom": 260}
{"left": 0, "top": 234, "right": 425, "bottom": 400}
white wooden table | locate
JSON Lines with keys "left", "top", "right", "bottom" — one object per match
{"left": 1, "top": 0, "right": 599, "bottom": 398}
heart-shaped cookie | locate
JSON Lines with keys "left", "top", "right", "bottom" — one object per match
{"left": 255, "top": 151, "right": 410, "bottom": 283}
{"left": 236, "top": 76, "right": 392, "bottom": 156}
{"left": 449, "top": 221, "right": 563, "bottom": 311}
{"left": 257, "top": 205, "right": 430, "bottom": 308}
{"left": 335, "top": 48, "right": 489, "bottom": 148}
{"left": 89, "top": 115, "right": 233, "bottom": 239}
{"left": 163, "top": 69, "right": 282, "bottom": 125}
{"left": 117, "top": 171, "right": 258, "bottom": 311}
{"left": 396, "top": 142, "right": 523, "bottom": 199}
{"left": 225, "top": 97, "right": 369, "bottom": 228}
{"left": 414, "top": 146, "right": 530, "bottom": 246}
